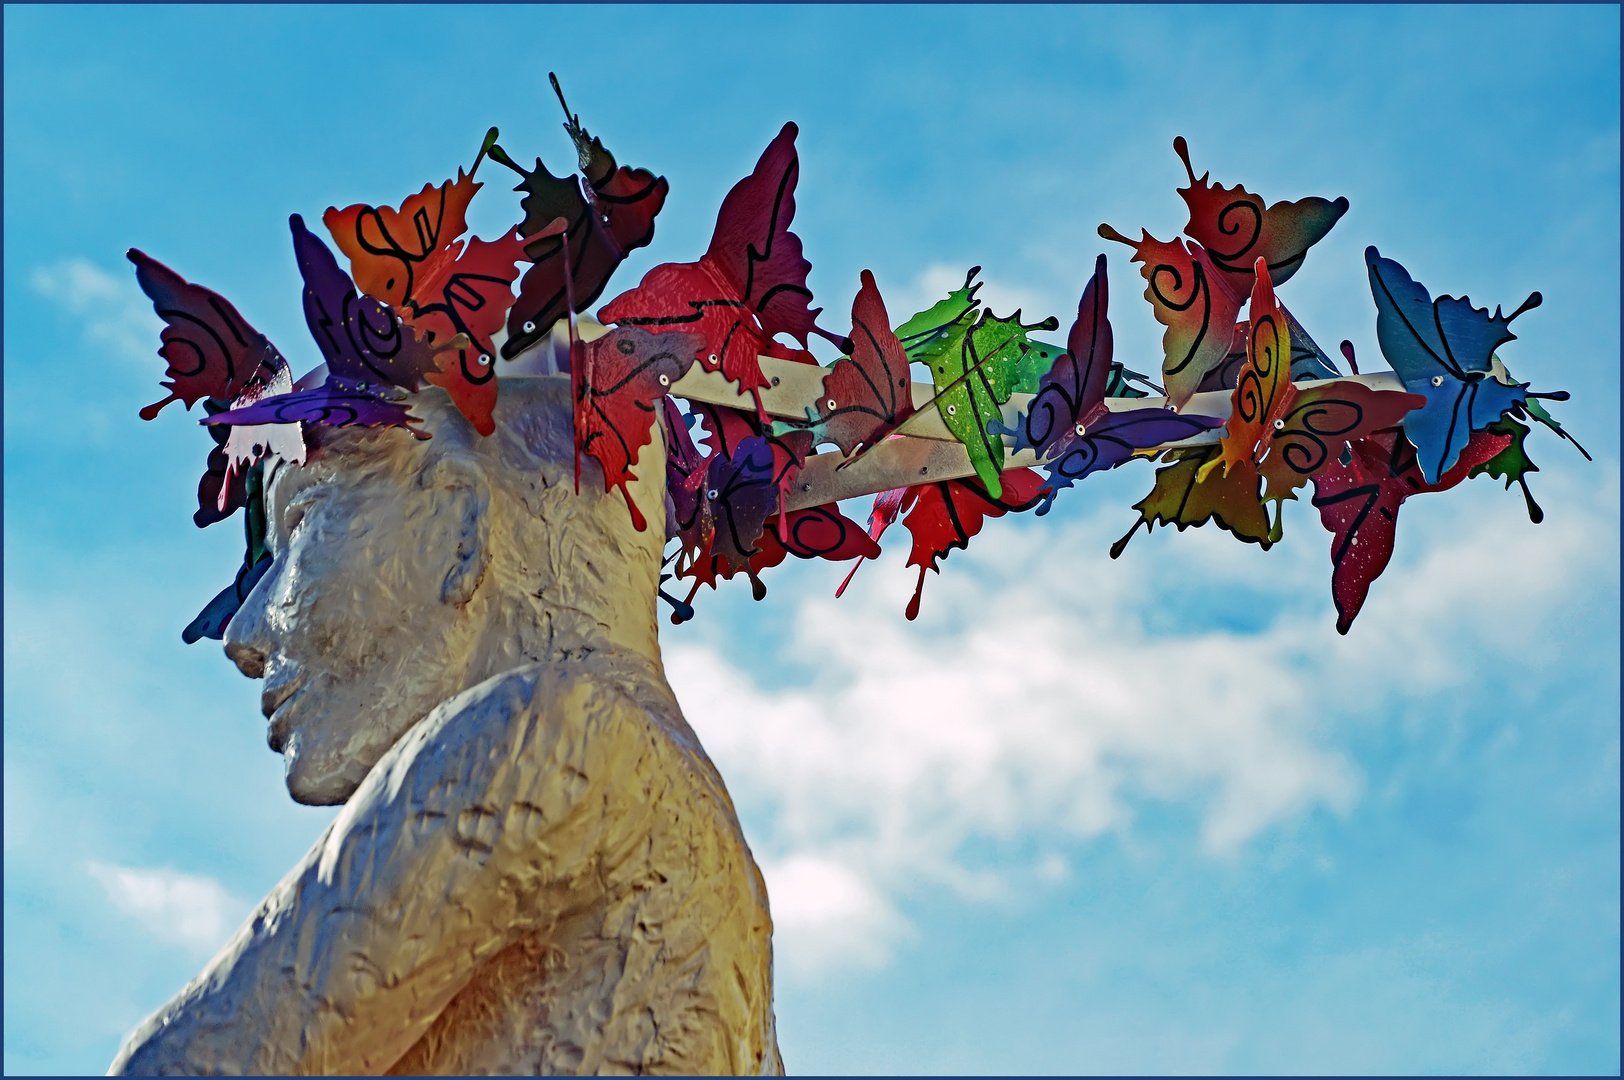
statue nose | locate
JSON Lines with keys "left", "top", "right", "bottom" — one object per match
{"left": 225, "top": 639, "right": 266, "bottom": 679}
{"left": 222, "top": 559, "right": 275, "bottom": 679}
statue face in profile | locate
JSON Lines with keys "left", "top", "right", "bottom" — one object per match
{"left": 226, "top": 429, "right": 492, "bottom": 804}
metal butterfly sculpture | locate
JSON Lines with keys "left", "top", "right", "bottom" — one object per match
{"left": 1098, "top": 137, "right": 1348, "bottom": 408}
{"left": 129, "top": 85, "right": 1585, "bottom": 641}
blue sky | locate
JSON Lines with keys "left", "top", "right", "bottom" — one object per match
{"left": 3, "top": 5, "right": 1618, "bottom": 1075}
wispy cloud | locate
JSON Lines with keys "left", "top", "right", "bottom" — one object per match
{"left": 85, "top": 861, "right": 245, "bottom": 955}
{"left": 885, "top": 262, "right": 1068, "bottom": 341}
{"left": 31, "top": 258, "right": 159, "bottom": 362}
{"left": 669, "top": 465, "right": 1617, "bottom": 976}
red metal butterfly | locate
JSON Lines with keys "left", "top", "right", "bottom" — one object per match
{"left": 323, "top": 131, "right": 527, "bottom": 435}
{"left": 128, "top": 249, "right": 288, "bottom": 422}
{"left": 897, "top": 469, "right": 1048, "bottom": 620}
{"left": 807, "top": 269, "right": 916, "bottom": 456}
{"left": 1201, "top": 258, "right": 1424, "bottom": 521}
{"left": 575, "top": 324, "right": 707, "bottom": 531}
{"left": 599, "top": 122, "right": 847, "bottom": 418}
{"left": 1311, "top": 427, "right": 1510, "bottom": 633}
{"left": 127, "top": 248, "right": 292, "bottom": 525}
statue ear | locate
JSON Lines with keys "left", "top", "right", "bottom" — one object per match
{"left": 419, "top": 454, "right": 491, "bottom": 607}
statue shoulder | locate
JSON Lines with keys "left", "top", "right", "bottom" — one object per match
{"left": 414, "top": 653, "right": 691, "bottom": 760}
{"left": 365, "top": 653, "right": 723, "bottom": 839}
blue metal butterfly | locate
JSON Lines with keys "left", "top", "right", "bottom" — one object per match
{"left": 1364, "top": 247, "right": 1557, "bottom": 483}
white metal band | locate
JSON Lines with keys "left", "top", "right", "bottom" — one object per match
{"left": 670, "top": 355, "right": 1403, "bottom": 511}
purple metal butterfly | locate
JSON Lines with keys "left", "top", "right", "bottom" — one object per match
{"left": 208, "top": 216, "right": 463, "bottom": 433}
{"left": 1012, "top": 254, "right": 1225, "bottom": 514}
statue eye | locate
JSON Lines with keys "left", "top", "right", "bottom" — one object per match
{"left": 1074, "top": 424, "right": 1086, "bottom": 438}
{"left": 278, "top": 484, "right": 331, "bottom": 544}
{"left": 1273, "top": 419, "right": 1286, "bottom": 430}
{"left": 658, "top": 374, "right": 670, "bottom": 387}
{"left": 523, "top": 321, "right": 537, "bottom": 334}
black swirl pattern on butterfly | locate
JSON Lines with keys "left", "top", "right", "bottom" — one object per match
{"left": 1202, "top": 198, "right": 1265, "bottom": 277}
{"left": 208, "top": 379, "right": 418, "bottom": 432}
{"left": 780, "top": 505, "right": 862, "bottom": 558}
{"left": 1274, "top": 394, "right": 1369, "bottom": 476}
{"left": 1148, "top": 256, "right": 1215, "bottom": 380}
{"left": 1235, "top": 307, "right": 1286, "bottom": 429}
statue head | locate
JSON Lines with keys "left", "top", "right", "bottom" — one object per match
{"left": 223, "top": 377, "right": 667, "bottom": 805}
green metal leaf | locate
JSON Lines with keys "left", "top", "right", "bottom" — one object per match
{"left": 1014, "top": 338, "right": 1065, "bottom": 395}
{"left": 244, "top": 458, "right": 269, "bottom": 568}
{"left": 1470, "top": 414, "right": 1544, "bottom": 523}
{"left": 895, "top": 267, "right": 984, "bottom": 366}
{"left": 1523, "top": 397, "right": 1591, "bottom": 461}
{"left": 922, "top": 307, "right": 1058, "bottom": 497}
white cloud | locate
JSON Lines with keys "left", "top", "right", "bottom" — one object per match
{"left": 31, "top": 257, "right": 161, "bottom": 361}
{"left": 1035, "top": 854, "right": 1069, "bottom": 883}
{"left": 759, "top": 855, "right": 905, "bottom": 975}
{"left": 669, "top": 463, "right": 1618, "bottom": 976}
{"left": 86, "top": 861, "right": 245, "bottom": 955}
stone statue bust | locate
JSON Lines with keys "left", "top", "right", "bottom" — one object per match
{"left": 108, "top": 377, "right": 783, "bottom": 1075}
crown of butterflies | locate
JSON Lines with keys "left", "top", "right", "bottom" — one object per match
{"left": 132, "top": 77, "right": 1589, "bottom": 646}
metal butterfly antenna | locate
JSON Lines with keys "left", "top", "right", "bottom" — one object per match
{"left": 550, "top": 71, "right": 596, "bottom": 167}
{"left": 550, "top": 72, "right": 577, "bottom": 132}
{"left": 471, "top": 125, "right": 500, "bottom": 179}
